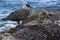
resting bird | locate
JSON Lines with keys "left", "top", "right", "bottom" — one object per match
{"left": 1, "top": 4, "right": 30, "bottom": 26}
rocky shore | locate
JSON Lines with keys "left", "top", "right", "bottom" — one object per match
{"left": 0, "top": 8, "right": 60, "bottom": 40}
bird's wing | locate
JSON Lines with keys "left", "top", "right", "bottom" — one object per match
{"left": 7, "top": 9, "right": 27, "bottom": 19}
{"left": 8, "top": 12, "right": 15, "bottom": 17}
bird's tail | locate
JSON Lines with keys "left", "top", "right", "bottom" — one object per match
{"left": 1, "top": 18, "right": 7, "bottom": 21}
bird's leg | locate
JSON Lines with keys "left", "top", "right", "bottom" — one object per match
{"left": 17, "top": 21, "right": 20, "bottom": 26}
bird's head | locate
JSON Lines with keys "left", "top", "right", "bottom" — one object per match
{"left": 22, "top": 4, "right": 31, "bottom": 10}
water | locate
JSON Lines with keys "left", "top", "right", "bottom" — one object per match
{"left": 0, "top": 0, "right": 60, "bottom": 32}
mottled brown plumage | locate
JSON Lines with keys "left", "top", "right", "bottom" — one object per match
{"left": 3, "top": 9, "right": 30, "bottom": 21}
{"left": 2, "top": 4, "right": 30, "bottom": 26}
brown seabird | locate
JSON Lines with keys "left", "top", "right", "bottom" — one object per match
{"left": 1, "top": 4, "right": 31, "bottom": 26}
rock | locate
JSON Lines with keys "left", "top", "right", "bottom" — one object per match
{"left": 0, "top": 33, "right": 15, "bottom": 40}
